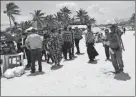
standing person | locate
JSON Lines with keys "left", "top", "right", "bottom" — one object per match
{"left": 74, "top": 27, "right": 83, "bottom": 54}
{"left": 25, "top": 28, "right": 43, "bottom": 73}
{"left": 22, "top": 33, "right": 31, "bottom": 69}
{"left": 108, "top": 24, "right": 124, "bottom": 74}
{"left": 123, "top": 27, "right": 126, "bottom": 34}
{"left": 85, "top": 25, "right": 99, "bottom": 63}
{"left": 69, "top": 27, "right": 75, "bottom": 58}
{"left": 102, "top": 29, "right": 110, "bottom": 61}
{"left": 62, "top": 26, "right": 72, "bottom": 60}
{"left": 49, "top": 28, "right": 62, "bottom": 67}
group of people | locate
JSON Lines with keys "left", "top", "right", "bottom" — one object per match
{"left": 1, "top": 24, "right": 125, "bottom": 75}
{"left": 17, "top": 26, "right": 87, "bottom": 73}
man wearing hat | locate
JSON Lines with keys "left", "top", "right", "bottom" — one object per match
{"left": 25, "top": 27, "right": 43, "bottom": 73}
{"left": 108, "top": 24, "right": 124, "bottom": 74}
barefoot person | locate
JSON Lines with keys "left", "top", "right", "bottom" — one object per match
{"left": 108, "top": 24, "right": 124, "bottom": 74}
{"left": 25, "top": 27, "right": 43, "bottom": 73}
{"left": 85, "top": 25, "right": 99, "bottom": 63}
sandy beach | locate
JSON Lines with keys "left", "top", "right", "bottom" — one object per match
{"left": 1, "top": 31, "right": 135, "bottom": 96}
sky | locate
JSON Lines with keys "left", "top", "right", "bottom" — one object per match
{"left": 1, "top": 1, "right": 135, "bottom": 25}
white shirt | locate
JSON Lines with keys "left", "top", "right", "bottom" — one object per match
{"left": 25, "top": 34, "right": 43, "bottom": 50}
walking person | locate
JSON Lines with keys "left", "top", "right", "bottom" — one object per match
{"left": 49, "top": 28, "right": 63, "bottom": 67}
{"left": 85, "top": 25, "right": 99, "bottom": 63}
{"left": 25, "top": 28, "right": 43, "bottom": 73}
{"left": 62, "top": 26, "right": 72, "bottom": 60}
{"left": 102, "top": 29, "right": 110, "bottom": 61}
{"left": 74, "top": 27, "right": 83, "bottom": 54}
{"left": 108, "top": 24, "right": 124, "bottom": 74}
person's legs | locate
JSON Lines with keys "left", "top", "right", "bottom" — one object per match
{"left": 87, "top": 43, "right": 94, "bottom": 62}
{"left": 68, "top": 43, "right": 72, "bottom": 59}
{"left": 110, "top": 51, "right": 120, "bottom": 72}
{"left": 37, "top": 49, "right": 42, "bottom": 72}
{"left": 75, "top": 39, "right": 80, "bottom": 54}
{"left": 30, "top": 50, "right": 36, "bottom": 73}
{"left": 25, "top": 48, "right": 31, "bottom": 68}
{"left": 116, "top": 50, "right": 124, "bottom": 71}
{"left": 105, "top": 45, "right": 110, "bottom": 59}
{"left": 63, "top": 42, "right": 67, "bottom": 59}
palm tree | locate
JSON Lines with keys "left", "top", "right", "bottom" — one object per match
{"left": 89, "top": 18, "right": 96, "bottom": 25}
{"left": 3, "top": 2, "right": 20, "bottom": 27}
{"left": 44, "top": 15, "right": 57, "bottom": 28}
{"left": 130, "top": 13, "right": 135, "bottom": 23}
{"left": 76, "top": 9, "right": 88, "bottom": 24}
{"left": 30, "top": 10, "right": 45, "bottom": 29}
{"left": 60, "top": 6, "right": 71, "bottom": 26}
{"left": 19, "top": 21, "right": 32, "bottom": 32}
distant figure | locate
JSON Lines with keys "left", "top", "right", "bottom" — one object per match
{"left": 85, "top": 25, "right": 99, "bottom": 63}
{"left": 102, "top": 29, "right": 110, "bottom": 61}
{"left": 74, "top": 27, "right": 83, "bottom": 54}
{"left": 108, "top": 25, "right": 124, "bottom": 74}
{"left": 25, "top": 28, "right": 43, "bottom": 73}
{"left": 123, "top": 27, "right": 126, "bottom": 34}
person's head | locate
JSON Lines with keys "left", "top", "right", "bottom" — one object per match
{"left": 64, "top": 26, "right": 67, "bottom": 31}
{"left": 87, "top": 25, "right": 92, "bottom": 32}
{"left": 69, "top": 27, "right": 72, "bottom": 31}
{"left": 105, "top": 29, "right": 109, "bottom": 34}
{"left": 110, "top": 24, "right": 117, "bottom": 33}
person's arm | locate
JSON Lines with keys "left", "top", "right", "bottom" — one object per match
{"left": 25, "top": 36, "right": 30, "bottom": 50}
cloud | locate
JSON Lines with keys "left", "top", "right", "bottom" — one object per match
{"left": 56, "top": 2, "right": 78, "bottom": 12}
{"left": 15, "top": 15, "right": 32, "bottom": 23}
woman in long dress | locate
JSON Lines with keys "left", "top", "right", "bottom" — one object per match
{"left": 49, "top": 28, "right": 63, "bottom": 67}
{"left": 85, "top": 25, "right": 99, "bottom": 63}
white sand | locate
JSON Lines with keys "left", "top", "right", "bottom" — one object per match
{"left": 1, "top": 31, "right": 135, "bottom": 96}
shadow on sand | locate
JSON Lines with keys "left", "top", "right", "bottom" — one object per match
{"left": 27, "top": 71, "right": 45, "bottom": 76}
{"left": 114, "top": 72, "right": 131, "bottom": 81}
{"left": 76, "top": 53, "right": 85, "bottom": 55}
{"left": 51, "top": 65, "right": 63, "bottom": 70}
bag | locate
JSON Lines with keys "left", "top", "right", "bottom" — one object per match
{"left": 14, "top": 66, "right": 25, "bottom": 77}
{"left": 4, "top": 68, "right": 16, "bottom": 79}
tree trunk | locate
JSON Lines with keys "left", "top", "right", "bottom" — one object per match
{"left": 9, "top": 16, "right": 12, "bottom": 27}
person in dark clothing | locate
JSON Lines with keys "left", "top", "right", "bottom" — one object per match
{"left": 123, "top": 27, "right": 126, "bottom": 34}
{"left": 69, "top": 27, "right": 75, "bottom": 58}
{"left": 85, "top": 25, "right": 99, "bottom": 63}
{"left": 17, "top": 38, "right": 24, "bottom": 53}
{"left": 74, "top": 27, "right": 83, "bottom": 54}
{"left": 62, "top": 26, "right": 72, "bottom": 60}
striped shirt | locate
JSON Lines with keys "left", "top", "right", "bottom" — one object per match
{"left": 74, "top": 29, "right": 82, "bottom": 39}
{"left": 85, "top": 31, "right": 94, "bottom": 43}
{"left": 62, "top": 31, "right": 72, "bottom": 42}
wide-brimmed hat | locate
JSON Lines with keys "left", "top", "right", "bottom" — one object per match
{"left": 25, "top": 27, "right": 37, "bottom": 32}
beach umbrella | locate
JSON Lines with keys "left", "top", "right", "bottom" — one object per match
{"left": 0, "top": 31, "right": 15, "bottom": 42}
